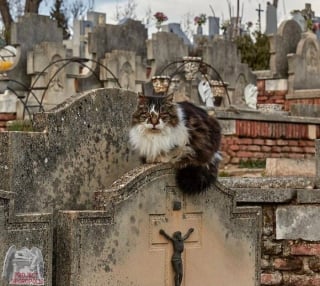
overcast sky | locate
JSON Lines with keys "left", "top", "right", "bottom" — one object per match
{"left": 40, "top": 0, "right": 320, "bottom": 34}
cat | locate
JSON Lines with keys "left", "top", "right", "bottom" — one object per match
{"left": 129, "top": 93, "right": 222, "bottom": 194}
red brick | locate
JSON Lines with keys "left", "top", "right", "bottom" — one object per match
{"left": 261, "top": 272, "right": 282, "bottom": 285}
{"left": 253, "top": 139, "right": 265, "bottom": 145}
{"left": 257, "top": 79, "right": 265, "bottom": 92}
{"left": 288, "top": 153, "right": 305, "bottom": 159}
{"left": 265, "top": 139, "right": 276, "bottom": 146}
{"left": 282, "top": 274, "right": 320, "bottom": 286}
{"left": 270, "top": 153, "right": 281, "bottom": 158}
{"left": 280, "top": 146, "right": 291, "bottom": 152}
{"left": 238, "top": 138, "right": 253, "bottom": 145}
{"left": 288, "top": 141, "right": 299, "bottom": 146}
{"left": 276, "top": 139, "right": 287, "bottom": 146}
{"left": 0, "top": 121, "right": 7, "bottom": 127}
{"left": 229, "top": 145, "right": 240, "bottom": 151}
{"left": 247, "top": 145, "right": 261, "bottom": 152}
{"left": 290, "top": 146, "right": 304, "bottom": 153}
{"left": 253, "top": 152, "right": 266, "bottom": 158}
{"left": 273, "top": 257, "right": 303, "bottom": 271}
{"left": 236, "top": 151, "right": 254, "bottom": 158}
{"left": 306, "top": 141, "right": 316, "bottom": 147}
{"left": 304, "top": 147, "right": 315, "bottom": 154}
{"left": 271, "top": 146, "right": 282, "bottom": 153}
{"left": 274, "top": 90, "right": 287, "bottom": 97}
{"left": 291, "top": 243, "right": 320, "bottom": 256}
{"left": 261, "top": 146, "right": 272, "bottom": 152}
{"left": 0, "top": 113, "right": 16, "bottom": 120}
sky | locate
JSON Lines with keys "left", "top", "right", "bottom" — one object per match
{"left": 38, "top": 0, "right": 320, "bottom": 34}
{"left": 91, "top": 0, "right": 320, "bottom": 32}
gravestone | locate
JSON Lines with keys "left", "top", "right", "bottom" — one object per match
{"left": 0, "top": 88, "right": 140, "bottom": 214}
{"left": 208, "top": 16, "right": 220, "bottom": 36}
{"left": 287, "top": 32, "right": 320, "bottom": 97}
{"left": 265, "top": 2, "right": 277, "bottom": 35}
{"left": 27, "top": 41, "right": 75, "bottom": 111}
{"left": 161, "top": 23, "right": 192, "bottom": 46}
{"left": 56, "top": 164, "right": 261, "bottom": 286}
{"left": 9, "top": 14, "right": 63, "bottom": 90}
{"left": 0, "top": 190, "right": 52, "bottom": 286}
{"left": 147, "top": 32, "right": 189, "bottom": 76}
{"left": 269, "top": 20, "right": 302, "bottom": 77}
{"left": 100, "top": 50, "right": 147, "bottom": 91}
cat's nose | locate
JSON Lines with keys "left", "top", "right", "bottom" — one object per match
{"left": 150, "top": 113, "right": 158, "bottom": 125}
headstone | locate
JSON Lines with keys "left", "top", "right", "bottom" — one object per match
{"left": 265, "top": 2, "right": 277, "bottom": 35}
{"left": 200, "top": 38, "right": 256, "bottom": 106}
{"left": 208, "top": 16, "right": 220, "bottom": 36}
{"left": 9, "top": 14, "right": 63, "bottom": 90}
{"left": 147, "top": 32, "right": 189, "bottom": 75}
{"left": 26, "top": 41, "right": 74, "bottom": 111}
{"left": 100, "top": 50, "right": 147, "bottom": 91}
{"left": 287, "top": 32, "right": 320, "bottom": 94}
{"left": 161, "top": 23, "right": 192, "bottom": 45}
{"left": 0, "top": 88, "right": 140, "bottom": 214}
{"left": 291, "top": 12, "right": 306, "bottom": 32}
{"left": 56, "top": 164, "right": 262, "bottom": 286}
{"left": 0, "top": 190, "right": 52, "bottom": 286}
{"left": 269, "top": 20, "right": 302, "bottom": 77}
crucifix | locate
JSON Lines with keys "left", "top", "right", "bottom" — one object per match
{"left": 256, "top": 3, "right": 264, "bottom": 33}
{"left": 159, "top": 228, "right": 194, "bottom": 286}
{"left": 149, "top": 186, "right": 202, "bottom": 286}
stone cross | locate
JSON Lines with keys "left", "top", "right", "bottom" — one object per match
{"left": 149, "top": 186, "right": 202, "bottom": 286}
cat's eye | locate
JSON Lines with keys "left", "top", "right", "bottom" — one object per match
{"left": 140, "top": 113, "right": 148, "bottom": 121}
{"left": 160, "top": 112, "right": 170, "bottom": 121}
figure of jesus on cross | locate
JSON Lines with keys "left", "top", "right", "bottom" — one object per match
{"left": 159, "top": 228, "right": 194, "bottom": 286}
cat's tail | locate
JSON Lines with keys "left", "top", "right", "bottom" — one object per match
{"left": 175, "top": 152, "right": 222, "bottom": 194}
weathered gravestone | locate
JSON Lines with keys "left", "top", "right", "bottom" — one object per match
{"left": 56, "top": 164, "right": 261, "bottom": 286}
{"left": 269, "top": 20, "right": 302, "bottom": 77}
{"left": 0, "top": 88, "right": 140, "bottom": 214}
{"left": 0, "top": 190, "right": 52, "bottom": 286}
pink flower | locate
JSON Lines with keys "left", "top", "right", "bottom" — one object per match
{"left": 154, "top": 12, "right": 168, "bottom": 23}
{"left": 194, "top": 14, "right": 206, "bottom": 25}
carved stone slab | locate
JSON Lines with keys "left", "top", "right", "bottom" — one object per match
{"left": 0, "top": 190, "right": 52, "bottom": 286}
{"left": 57, "top": 164, "right": 261, "bottom": 286}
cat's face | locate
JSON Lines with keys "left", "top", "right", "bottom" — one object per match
{"left": 131, "top": 93, "right": 179, "bottom": 133}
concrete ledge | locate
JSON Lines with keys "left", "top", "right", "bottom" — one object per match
{"left": 219, "top": 177, "right": 315, "bottom": 189}
{"left": 235, "top": 188, "right": 296, "bottom": 203}
{"left": 266, "top": 158, "right": 316, "bottom": 177}
{"left": 216, "top": 110, "right": 320, "bottom": 124}
{"left": 297, "top": 189, "right": 320, "bottom": 203}
{"left": 276, "top": 206, "right": 320, "bottom": 241}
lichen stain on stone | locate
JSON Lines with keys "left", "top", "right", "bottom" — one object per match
{"left": 131, "top": 226, "right": 139, "bottom": 236}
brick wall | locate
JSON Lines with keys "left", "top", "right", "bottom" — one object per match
{"left": 261, "top": 206, "right": 320, "bottom": 286}
{"left": 0, "top": 113, "right": 16, "bottom": 131}
{"left": 220, "top": 119, "right": 319, "bottom": 165}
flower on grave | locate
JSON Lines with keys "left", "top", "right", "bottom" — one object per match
{"left": 194, "top": 14, "right": 207, "bottom": 26}
{"left": 154, "top": 12, "right": 168, "bottom": 24}
{"left": 221, "top": 20, "right": 230, "bottom": 32}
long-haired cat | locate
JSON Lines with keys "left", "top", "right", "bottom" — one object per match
{"left": 129, "top": 93, "right": 222, "bottom": 194}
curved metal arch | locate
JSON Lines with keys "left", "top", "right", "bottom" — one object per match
{"left": 157, "top": 59, "right": 231, "bottom": 105}
{"left": 25, "top": 57, "right": 122, "bottom": 114}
